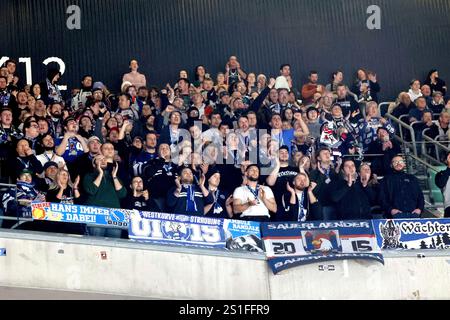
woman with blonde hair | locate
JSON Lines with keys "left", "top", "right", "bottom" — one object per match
{"left": 39, "top": 168, "right": 87, "bottom": 235}
{"left": 46, "top": 169, "right": 80, "bottom": 204}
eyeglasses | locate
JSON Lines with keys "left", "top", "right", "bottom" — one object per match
{"left": 393, "top": 160, "right": 405, "bottom": 165}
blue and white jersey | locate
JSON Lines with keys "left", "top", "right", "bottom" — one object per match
{"left": 55, "top": 136, "right": 85, "bottom": 163}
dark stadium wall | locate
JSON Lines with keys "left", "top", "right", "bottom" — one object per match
{"left": 1, "top": 0, "right": 449, "bottom": 101}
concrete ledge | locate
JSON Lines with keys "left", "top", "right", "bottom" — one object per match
{"left": 0, "top": 230, "right": 449, "bottom": 299}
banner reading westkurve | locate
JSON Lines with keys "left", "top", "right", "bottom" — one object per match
{"left": 261, "top": 220, "right": 384, "bottom": 274}
{"left": 128, "top": 210, "right": 263, "bottom": 252}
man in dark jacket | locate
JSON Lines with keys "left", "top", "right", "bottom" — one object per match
{"left": 266, "top": 146, "right": 299, "bottom": 217}
{"left": 435, "top": 152, "right": 450, "bottom": 217}
{"left": 309, "top": 147, "right": 339, "bottom": 220}
{"left": 330, "top": 159, "right": 376, "bottom": 220}
{"left": 335, "top": 84, "right": 360, "bottom": 121}
{"left": 166, "top": 167, "right": 213, "bottom": 216}
{"left": 11, "top": 138, "right": 43, "bottom": 182}
{"left": 124, "top": 176, "right": 158, "bottom": 212}
{"left": 142, "top": 143, "right": 178, "bottom": 212}
{"left": 379, "top": 155, "right": 424, "bottom": 218}
{"left": 281, "top": 172, "right": 319, "bottom": 222}
{"left": 366, "top": 127, "right": 401, "bottom": 176}
{"left": 392, "top": 93, "right": 415, "bottom": 119}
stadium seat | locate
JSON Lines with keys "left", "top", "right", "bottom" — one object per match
{"left": 428, "top": 165, "right": 447, "bottom": 204}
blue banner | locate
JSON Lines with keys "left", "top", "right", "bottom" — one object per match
{"left": 31, "top": 202, "right": 130, "bottom": 228}
{"left": 223, "top": 219, "right": 264, "bottom": 253}
{"left": 31, "top": 202, "right": 263, "bottom": 252}
{"left": 373, "top": 219, "right": 450, "bottom": 250}
{"left": 128, "top": 211, "right": 263, "bottom": 251}
{"left": 261, "top": 220, "right": 384, "bottom": 274}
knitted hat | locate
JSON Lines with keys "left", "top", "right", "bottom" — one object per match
{"left": 205, "top": 167, "right": 220, "bottom": 183}
{"left": 92, "top": 82, "right": 105, "bottom": 91}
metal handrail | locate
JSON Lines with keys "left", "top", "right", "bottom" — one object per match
{"left": 422, "top": 134, "right": 450, "bottom": 164}
{"left": 418, "top": 128, "right": 445, "bottom": 165}
{"left": 421, "top": 128, "right": 431, "bottom": 159}
{"left": 0, "top": 183, "right": 34, "bottom": 229}
{"left": 407, "top": 153, "right": 442, "bottom": 173}
{"left": 385, "top": 113, "right": 418, "bottom": 156}
{"left": 378, "top": 102, "right": 393, "bottom": 117}
{"left": 405, "top": 153, "right": 445, "bottom": 218}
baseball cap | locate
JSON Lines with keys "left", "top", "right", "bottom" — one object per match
{"left": 43, "top": 161, "right": 58, "bottom": 170}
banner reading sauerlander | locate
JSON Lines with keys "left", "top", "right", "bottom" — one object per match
{"left": 261, "top": 220, "right": 384, "bottom": 274}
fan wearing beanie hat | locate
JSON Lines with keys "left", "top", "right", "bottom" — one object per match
{"left": 204, "top": 168, "right": 233, "bottom": 218}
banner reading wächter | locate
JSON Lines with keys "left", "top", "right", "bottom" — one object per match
{"left": 373, "top": 219, "right": 450, "bottom": 250}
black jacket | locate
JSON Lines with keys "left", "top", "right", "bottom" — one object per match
{"left": 424, "top": 123, "right": 448, "bottom": 140}
{"left": 280, "top": 190, "right": 319, "bottom": 222}
{"left": 392, "top": 102, "right": 414, "bottom": 119}
{"left": 379, "top": 171, "right": 424, "bottom": 216}
{"left": 11, "top": 154, "right": 44, "bottom": 180}
{"left": 424, "top": 78, "right": 447, "bottom": 96}
{"left": 330, "top": 178, "right": 375, "bottom": 220}
{"left": 335, "top": 95, "right": 359, "bottom": 118}
{"left": 143, "top": 159, "right": 178, "bottom": 199}
{"left": 73, "top": 152, "right": 96, "bottom": 180}
{"left": 309, "top": 167, "right": 339, "bottom": 206}
{"left": 435, "top": 167, "right": 450, "bottom": 189}
{"left": 123, "top": 194, "right": 158, "bottom": 212}
{"left": 366, "top": 139, "right": 401, "bottom": 176}
{"left": 352, "top": 80, "right": 380, "bottom": 103}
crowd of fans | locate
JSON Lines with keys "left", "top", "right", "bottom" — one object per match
{"left": 0, "top": 56, "right": 449, "bottom": 237}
